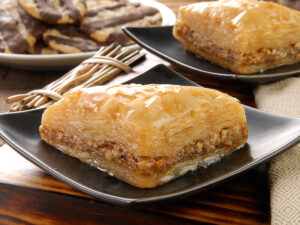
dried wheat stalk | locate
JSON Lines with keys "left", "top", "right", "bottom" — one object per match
{"left": 6, "top": 43, "right": 145, "bottom": 112}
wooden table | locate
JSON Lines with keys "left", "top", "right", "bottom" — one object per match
{"left": 0, "top": 1, "right": 270, "bottom": 224}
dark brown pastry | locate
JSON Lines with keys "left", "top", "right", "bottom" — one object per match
{"left": 82, "top": 0, "right": 162, "bottom": 45}
{"left": 0, "top": 0, "right": 44, "bottom": 53}
{"left": 43, "top": 26, "right": 100, "bottom": 53}
{"left": 28, "top": 40, "right": 58, "bottom": 54}
{"left": 18, "top": 0, "right": 87, "bottom": 25}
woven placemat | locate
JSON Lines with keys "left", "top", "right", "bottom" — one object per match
{"left": 254, "top": 77, "right": 300, "bottom": 224}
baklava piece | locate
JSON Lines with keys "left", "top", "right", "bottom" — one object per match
{"left": 173, "top": 0, "right": 300, "bottom": 74}
{"left": 40, "top": 84, "right": 248, "bottom": 188}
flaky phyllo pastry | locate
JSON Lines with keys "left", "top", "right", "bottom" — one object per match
{"left": 39, "top": 84, "right": 248, "bottom": 188}
{"left": 173, "top": 0, "right": 300, "bottom": 74}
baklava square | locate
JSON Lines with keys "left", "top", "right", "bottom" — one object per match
{"left": 40, "top": 84, "right": 248, "bottom": 188}
{"left": 173, "top": 0, "right": 300, "bottom": 74}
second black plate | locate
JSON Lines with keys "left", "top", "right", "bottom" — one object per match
{"left": 123, "top": 26, "right": 300, "bottom": 83}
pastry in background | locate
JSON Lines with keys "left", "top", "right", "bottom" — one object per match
{"left": 39, "top": 84, "right": 248, "bottom": 188}
{"left": 173, "top": 0, "right": 300, "bottom": 74}
{"left": 264, "top": 0, "right": 300, "bottom": 11}
{"left": 18, "top": 0, "right": 87, "bottom": 25}
{"left": 43, "top": 26, "right": 100, "bottom": 53}
{"left": 82, "top": 0, "right": 162, "bottom": 45}
{"left": 0, "top": 0, "right": 44, "bottom": 53}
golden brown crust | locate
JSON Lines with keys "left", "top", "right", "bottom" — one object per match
{"left": 40, "top": 84, "right": 248, "bottom": 188}
{"left": 173, "top": 0, "right": 300, "bottom": 74}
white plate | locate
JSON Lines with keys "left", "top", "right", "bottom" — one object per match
{"left": 0, "top": 0, "right": 176, "bottom": 70}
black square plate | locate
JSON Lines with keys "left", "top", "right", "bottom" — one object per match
{"left": 0, "top": 64, "right": 300, "bottom": 205}
{"left": 123, "top": 26, "right": 300, "bottom": 83}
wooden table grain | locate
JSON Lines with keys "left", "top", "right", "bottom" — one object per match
{"left": 0, "top": 1, "right": 270, "bottom": 224}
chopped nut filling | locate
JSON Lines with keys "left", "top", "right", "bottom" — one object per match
{"left": 41, "top": 124, "right": 247, "bottom": 177}
{"left": 177, "top": 24, "right": 300, "bottom": 66}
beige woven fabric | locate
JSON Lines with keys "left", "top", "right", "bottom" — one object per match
{"left": 254, "top": 77, "right": 300, "bottom": 225}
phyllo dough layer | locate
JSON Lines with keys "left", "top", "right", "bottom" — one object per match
{"left": 40, "top": 84, "right": 248, "bottom": 188}
{"left": 173, "top": 0, "right": 300, "bottom": 74}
